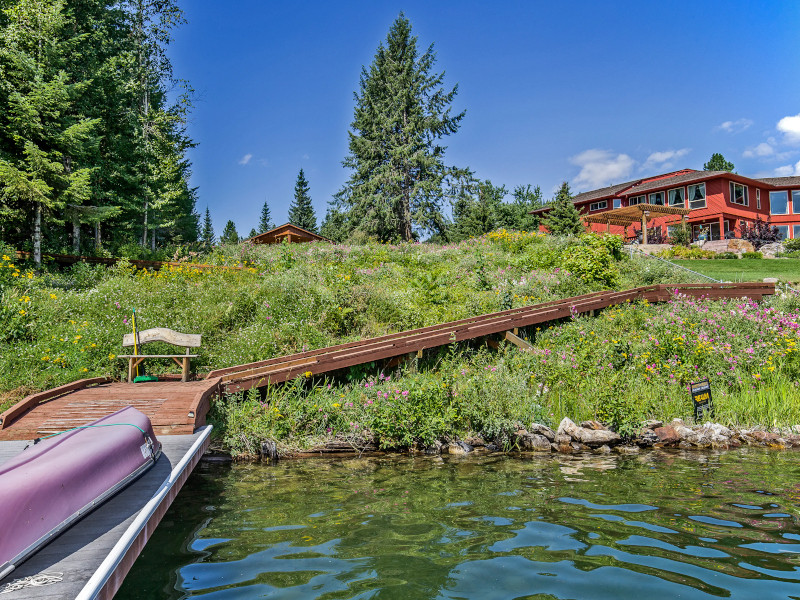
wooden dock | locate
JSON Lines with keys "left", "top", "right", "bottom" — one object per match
{"left": 0, "top": 427, "right": 211, "bottom": 600}
{"left": 0, "top": 378, "right": 220, "bottom": 441}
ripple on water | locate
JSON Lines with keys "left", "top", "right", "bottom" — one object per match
{"left": 118, "top": 450, "right": 800, "bottom": 600}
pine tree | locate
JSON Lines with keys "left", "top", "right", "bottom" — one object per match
{"left": 448, "top": 176, "right": 506, "bottom": 241}
{"left": 219, "top": 220, "right": 239, "bottom": 245}
{"left": 247, "top": 228, "right": 258, "bottom": 239}
{"left": 703, "top": 153, "right": 735, "bottom": 172}
{"left": 542, "top": 182, "right": 583, "bottom": 236}
{"left": 288, "top": 169, "right": 317, "bottom": 232}
{"left": 259, "top": 200, "right": 274, "bottom": 232}
{"left": 335, "top": 13, "right": 465, "bottom": 242}
{"left": 200, "top": 207, "right": 215, "bottom": 246}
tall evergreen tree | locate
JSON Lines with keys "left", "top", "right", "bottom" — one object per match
{"left": 288, "top": 168, "right": 317, "bottom": 232}
{"left": 219, "top": 220, "right": 239, "bottom": 245}
{"left": 335, "top": 13, "right": 465, "bottom": 242}
{"left": 200, "top": 207, "right": 215, "bottom": 246}
{"left": 0, "top": 0, "right": 100, "bottom": 264}
{"left": 542, "top": 182, "right": 583, "bottom": 236}
{"left": 703, "top": 153, "right": 735, "bottom": 172}
{"left": 258, "top": 200, "right": 273, "bottom": 232}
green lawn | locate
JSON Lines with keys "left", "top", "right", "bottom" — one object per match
{"left": 671, "top": 258, "right": 800, "bottom": 283}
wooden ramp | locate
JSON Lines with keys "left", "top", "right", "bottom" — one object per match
{"left": 0, "top": 427, "right": 211, "bottom": 600}
{"left": 209, "top": 282, "right": 776, "bottom": 393}
{"left": 0, "top": 379, "right": 220, "bottom": 442}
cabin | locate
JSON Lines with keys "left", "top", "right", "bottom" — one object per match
{"left": 534, "top": 169, "right": 800, "bottom": 242}
{"left": 247, "top": 223, "right": 329, "bottom": 245}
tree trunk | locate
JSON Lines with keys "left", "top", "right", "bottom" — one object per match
{"left": 33, "top": 202, "right": 42, "bottom": 265}
{"left": 95, "top": 221, "right": 101, "bottom": 249}
{"left": 142, "top": 200, "right": 148, "bottom": 247}
{"left": 72, "top": 218, "right": 80, "bottom": 255}
{"left": 151, "top": 228, "right": 156, "bottom": 251}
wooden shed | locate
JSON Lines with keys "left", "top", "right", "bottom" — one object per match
{"left": 247, "top": 223, "right": 329, "bottom": 245}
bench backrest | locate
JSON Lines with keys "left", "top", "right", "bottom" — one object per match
{"left": 122, "top": 327, "right": 201, "bottom": 348}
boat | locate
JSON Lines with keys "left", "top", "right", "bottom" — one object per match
{"left": 0, "top": 406, "right": 161, "bottom": 581}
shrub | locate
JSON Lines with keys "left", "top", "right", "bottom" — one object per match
{"left": 562, "top": 234, "right": 622, "bottom": 288}
{"left": 668, "top": 227, "right": 691, "bottom": 247}
{"left": 712, "top": 252, "right": 738, "bottom": 260}
{"left": 741, "top": 251, "right": 763, "bottom": 259}
{"left": 740, "top": 217, "right": 783, "bottom": 249}
{"left": 784, "top": 238, "right": 800, "bottom": 252}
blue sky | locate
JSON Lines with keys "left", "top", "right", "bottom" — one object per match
{"left": 168, "top": 1, "right": 800, "bottom": 237}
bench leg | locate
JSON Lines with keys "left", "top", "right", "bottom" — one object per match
{"left": 182, "top": 358, "right": 190, "bottom": 382}
{"left": 128, "top": 358, "right": 134, "bottom": 383}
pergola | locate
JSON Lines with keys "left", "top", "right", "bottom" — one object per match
{"left": 582, "top": 204, "right": 692, "bottom": 244}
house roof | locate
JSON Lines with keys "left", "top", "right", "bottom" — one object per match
{"left": 755, "top": 176, "right": 800, "bottom": 187}
{"left": 571, "top": 180, "right": 641, "bottom": 204}
{"left": 247, "top": 223, "right": 330, "bottom": 244}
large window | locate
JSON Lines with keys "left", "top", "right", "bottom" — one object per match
{"left": 589, "top": 200, "right": 607, "bottom": 211}
{"left": 613, "top": 198, "right": 622, "bottom": 209}
{"left": 730, "top": 182, "right": 748, "bottom": 206}
{"left": 668, "top": 187, "right": 685, "bottom": 207}
{"left": 794, "top": 224, "right": 800, "bottom": 239}
{"left": 649, "top": 191, "right": 664, "bottom": 206}
{"left": 793, "top": 191, "right": 800, "bottom": 214}
{"left": 629, "top": 195, "right": 645, "bottom": 206}
{"left": 687, "top": 183, "right": 706, "bottom": 209}
{"left": 770, "top": 191, "right": 789, "bottom": 215}
{"left": 776, "top": 225, "right": 789, "bottom": 240}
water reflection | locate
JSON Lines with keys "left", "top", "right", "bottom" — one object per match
{"left": 118, "top": 450, "right": 800, "bottom": 599}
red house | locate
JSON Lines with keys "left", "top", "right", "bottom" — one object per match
{"left": 536, "top": 169, "right": 800, "bottom": 242}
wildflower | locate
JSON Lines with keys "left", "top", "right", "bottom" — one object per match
{"left": 108, "top": 353, "right": 116, "bottom": 360}
{"left": 50, "top": 294, "right": 57, "bottom": 300}
{"left": 18, "top": 309, "right": 26, "bottom": 315}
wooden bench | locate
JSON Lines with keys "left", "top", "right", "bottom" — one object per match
{"left": 118, "top": 328, "right": 201, "bottom": 383}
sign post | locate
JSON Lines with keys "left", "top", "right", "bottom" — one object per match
{"left": 690, "top": 378, "right": 714, "bottom": 421}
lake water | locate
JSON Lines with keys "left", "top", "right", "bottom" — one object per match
{"left": 117, "top": 450, "right": 800, "bottom": 599}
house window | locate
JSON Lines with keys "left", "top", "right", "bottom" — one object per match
{"left": 613, "top": 198, "right": 621, "bottom": 209}
{"left": 793, "top": 191, "right": 800, "bottom": 214}
{"left": 794, "top": 224, "right": 800, "bottom": 239}
{"left": 629, "top": 195, "right": 645, "bottom": 206}
{"left": 776, "top": 225, "right": 789, "bottom": 240}
{"left": 589, "top": 200, "right": 607, "bottom": 211}
{"left": 756, "top": 189, "right": 761, "bottom": 210}
{"left": 668, "top": 187, "right": 685, "bottom": 207}
{"left": 649, "top": 191, "right": 664, "bottom": 206}
{"left": 730, "top": 182, "right": 748, "bottom": 206}
{"left": 687, "top": 183, "right": 706, "bottom": 209}
{"left": 770, "top": 191, "right": 789, "bottom": 215}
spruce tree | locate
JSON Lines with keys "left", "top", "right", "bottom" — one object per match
{"left": 219, "top": 220, "right": 239, "bottom": 245}
{"left": 336, "top": 13, "right": 465, "bottom": 242}
{"left": 703, "top": 153, "right": 735, "bottom": 172}
{"left": 201, "top": 207, "right": 215, "bottom": 246}
{"left": 247, "top": 228, "right": 258, "bottom": 239}
{"left": 288, "top": 169, "right": 317, "bottom": 232}
{"left": 259, "top": 200, "right": 274, "bottom": 232}
{"left": 542, "top": 182, "right": 583, "bottom": 236}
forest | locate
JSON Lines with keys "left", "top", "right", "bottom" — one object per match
{"left": 0, "top": 0, "right": 197, "bottom": 262}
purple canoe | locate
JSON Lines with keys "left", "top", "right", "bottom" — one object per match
{"left": 0, "top": 406, "right": 161, "bottom": 581}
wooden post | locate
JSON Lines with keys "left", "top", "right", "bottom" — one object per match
{"left": 641, "top": 211, "right": 648, "bottom": 245}
{"left": 719, "top": 216, "right": 725, "bottom": 240}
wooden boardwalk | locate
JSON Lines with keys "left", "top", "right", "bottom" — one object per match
{"left": 209, "top": 282, "right": 776, "bottom": 393}
{"left": 0, "top": 428, "right": 211, "bottom": 600}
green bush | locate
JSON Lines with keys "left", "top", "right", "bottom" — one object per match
{"left": 712, "top": 252, "right": 739, "bottom": 260}
{"left": 783, "top": 238, "right": 800, "bottom": 252}
{"left": 655, "top": 246, "right": 716, "bottom": 259}
{"left": 741, "top": 251, "right": 763, "bottom": 259}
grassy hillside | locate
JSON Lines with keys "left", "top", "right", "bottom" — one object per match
{"left": 2, "top": 233, "right": 799, "bottom": 454}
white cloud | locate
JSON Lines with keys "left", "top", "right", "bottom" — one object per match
{"left": 774, "top": 160, "right": 800, "bottom": 176}
{"left": 302, "top": 153, "right": 310, "bottom": 160}
{"left": 238, "top": 153, "right": 253, "bottom": 165}
{"left": 743, "top": 142, "right": 775, "bottom": 158}
{"left": 641, "top": 148, "right": 690, "bottom": 172}
{"left": 777, "top": 113, "right": 800, "bottom": 143}
{"left": 571, "top": 149, "right": 636, "bottom": 191}
{"left": 715, "top": 119, "right": 753, "bottom": 134}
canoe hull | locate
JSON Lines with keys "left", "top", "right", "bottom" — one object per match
{"left": 0, "top": 406, "right": 161, "bottom": 580}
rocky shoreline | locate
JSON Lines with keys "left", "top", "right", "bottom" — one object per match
{"left": 249, "top": 417, "right": 800, "bottom": 461}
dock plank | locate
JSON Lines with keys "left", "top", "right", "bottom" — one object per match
{"left": 0, "top": 429, "right": 210, "bottom": 600}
